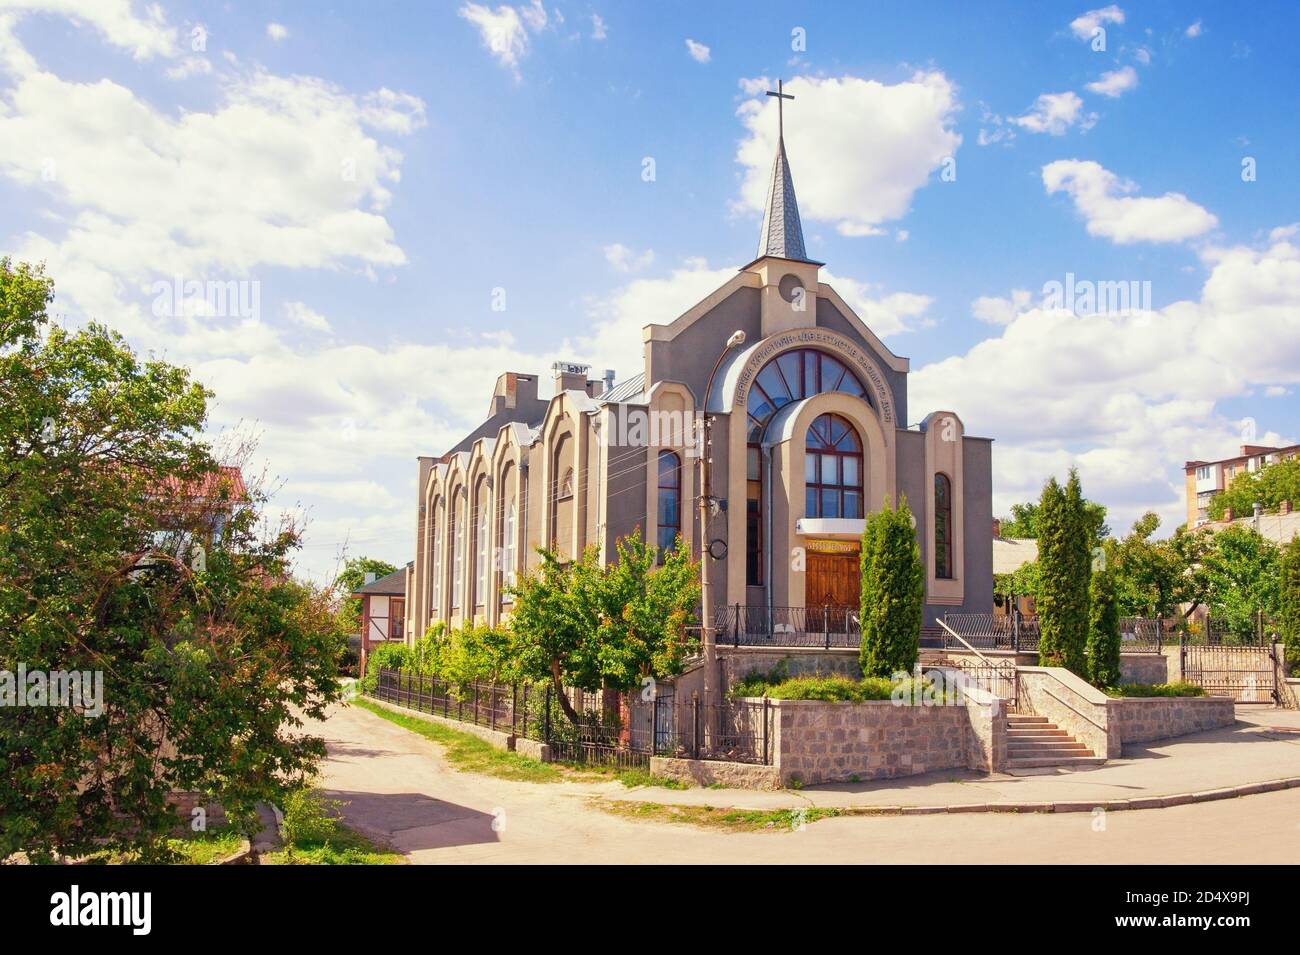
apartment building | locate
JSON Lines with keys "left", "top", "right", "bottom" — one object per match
{"left": 1184, "top": 444, "right": 1300, "bottom": 526}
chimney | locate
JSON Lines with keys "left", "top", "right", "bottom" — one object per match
{"left": 604, "top": 368, "right": 616, "bottom": 393}
{"left": 1281, "top": 500, "right": 1293, "bottom": 515}
{"left": 992, "top": 518, "right": 1002, "bottom": 539}
{"left": 363, "top": 571, "right": 376, "bottom": 585}
{"left": 552, "top": 360, "right": 590, "bottom": 395}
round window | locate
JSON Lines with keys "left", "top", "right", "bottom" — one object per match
{"left": 778, "top": 273, "right": 804, "bottom": 304}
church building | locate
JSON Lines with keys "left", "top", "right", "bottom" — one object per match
{"left": 405, "top": 92, "right": 993, "bottom": 647}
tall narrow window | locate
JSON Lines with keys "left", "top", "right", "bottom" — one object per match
{"left": 474, "top": 483, "right": 488, "bottom": 609}
{"left": 429, "top": 499, "right": 441, "bottom": 614}
{"left": 451, "top": 493, "right": 465, "bottom": 610}
{"left": 804, "top": 414, "right": 863, "bottom": 519}
{"left": 935, "top": 473, "right": 953, "bottom": 579}
{"left": 745, "top": 445, "right": 762, "bottom": 586}
{"left": 498, "top": 463, "right": 517, "bottom": 604}
{"left": 657, "top": 450, "right": 681, "bottom": 555}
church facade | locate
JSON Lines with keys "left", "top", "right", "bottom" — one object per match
{"left": 405, "top": 116, "right": 993, "bottom": 646}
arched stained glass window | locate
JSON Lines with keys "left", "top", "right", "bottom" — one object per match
{"left": 804, "top": 414, "right": 863, "bottom": 519}
{"left": 746, "top": 349, "right": 870, "bottom": 443}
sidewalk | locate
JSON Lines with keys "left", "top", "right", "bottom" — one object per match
{"left": 606, "top": 706, "right": 1300, "bottom": 813}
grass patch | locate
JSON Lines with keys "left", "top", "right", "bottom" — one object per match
{"left": 355, "top": 697, "right": 564, "bottom": 783}
{"left": 262, "top": 787, "right": 403, "bottom": 865}
{"left": 599, "top": 800, "right": 843, "bottom": 832}
{"left": 1104, "top": 681, "right": 1207, "bottom": 698}
{"left": 81, "top": 825, "right": 248, "bottom": 865}
{"left": 355, "top": 697, "right": 692, "bottom": 789}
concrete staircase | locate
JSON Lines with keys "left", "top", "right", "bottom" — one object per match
{"left": 1006, "top": 714, "right": 1106, "bottom": 770}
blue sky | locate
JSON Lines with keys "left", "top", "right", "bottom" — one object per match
{"left": 1, "top": 1, "right": 1297, "bottom": 580}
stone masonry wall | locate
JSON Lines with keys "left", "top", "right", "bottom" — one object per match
{"left": 770, "top": 699, "right": 972, "bottom": 786}
{"left": 1112, "top": 696, "right": 1236, "bottom": 744}
{"left": 1119, "top": 652, "right": 1172, "bottom": 685}
{"left": 1018, "top": 667, "right": 1122, "bottom": 759}
{"left": 719, "top": 648, "right": 861, "bottom": 685}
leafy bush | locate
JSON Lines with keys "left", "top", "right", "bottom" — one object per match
{"left": 279, "top": 787, "right": 342, "bottom": 847}
{"left": 729, "top": 672, "right": 949, "bottom": 703}
{"left": 859, "top": 497, "right": 924, "bottom": 677}
{"left": 360, "top": 642, "right": 411, "bottom": 692}
{"left": 1105, "top": 682, "right": 1206, "bottom": 698}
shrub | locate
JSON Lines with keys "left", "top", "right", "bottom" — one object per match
{"left": 1086, "top": 567, "right": 1122, "bottom": 688}
{"left": 360, "top": 642, "right": 411, "bottom": 693}
{"left": 859, "top": 496, "right": 924, "bottom": 678}
{"left": 728, "top": 672, "right": 949, "bottom": 704}
{"left": 1037, "top": 470, "right": 1091, "bottom": 674}
{"left": 279, "top": 787, "right": 342, "bottom": 848}
{"left": 1104, "top": 682, "right": 1206, "bottom": 698}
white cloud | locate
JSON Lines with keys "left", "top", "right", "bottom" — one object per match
{"left": 735, "top": 72, "right": 961, "bottom": 237}
{"left": 590, "top": 13, "right": 606, "bottom": 40}
{"left": 0, "top": 25, "right": 426, "bottom": 341}
{"left": 972, "top": 289, "right": 1032, "bottom": 325}
{"left": 266, "top": 22, "right": 288, "bottom": 42}
{"left": 1085, "top": 65, "right": 1138, "bottom": 98}
{"left": 458, "top": 3, "right": 529, "bottom": 77}
{"left": 685, "top": 38, "right": 710, "bottom": 63}
{"left": 519, "top": 0, "right": 548, "bottom": 31}
{"left": 912, "top": 231, "right": 1300, "bottom": 536}
{"left": 283, "top": 301, "right": 331, "bottom": 333}
{"left": 1042, "top": 159, "right": 1218, "bottom": 244}
{"left": 1070, "top": 5, "right": 1125, "bottom": 41}
{"left": 1134, "top": 45, "right": 1152, "bottom": 65}
{"left": 0, "top": 0, "right": 178, "bottom": 59}
{"left": 165, "top": 55, "right": 211, "bottom": 80}
{"left": 603, "top": 242, "right": 655, "bottom": 273}
{"left": 1011, "top": 91, "right": 1093, "bottom": 135}
{"left": 1265, "top": 386, "right": 1289, "bottom": 398}
{"left": 1185, "top": 20, "right": 1203, "bottom": 38}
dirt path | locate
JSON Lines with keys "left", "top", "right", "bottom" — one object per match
{"left": 312, "top": 701, "right": 1300, "bottom": 864}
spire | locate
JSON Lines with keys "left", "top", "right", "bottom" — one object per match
{"left": 757, "top": 80, "right": 812, "bottom": 263}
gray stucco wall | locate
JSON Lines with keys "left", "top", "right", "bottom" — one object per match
{"left": 895, "top": 430, "right": 994, "bottom": 627}
{"left": 815, "top": 296, "right": 908, "bottom": 427}
{"left": 646, "top": 287, "right": 762, "bottom": 403}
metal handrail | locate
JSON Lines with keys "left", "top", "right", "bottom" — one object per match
{"left": 937, "top": 619, "right": 995, "bottom": 666}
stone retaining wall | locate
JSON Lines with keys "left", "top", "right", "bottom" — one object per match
{"left": 649, "top": 756, "right": 781, "bottom": 789}
{"left": 719, "top": 648, "right": 861, "bottom": 684}
{"left": 1119, "top": 653, "right": 1172, "bottom": 685}
{"left": 1018, "top": 667, "right": 1121, "bottom": 759}
{"left": 1112, "top": 696, "right": 1236, "bottom": 744}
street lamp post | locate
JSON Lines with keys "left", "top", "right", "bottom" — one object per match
{"left": 700, "top": 330, "right": 746, "bottom": 696}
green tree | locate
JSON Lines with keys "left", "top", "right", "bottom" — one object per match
{"left": 508, "top": 548, "right": 602, "bottom": 722}
{"left": 1279, "top": 536, "right": 1300, "bottom": 670}
{"left": 1035, "top": 471, "right": 1091, "bottom": 674}
{"left": 1086, "top": 567, "right": 1122, "bottom": 687}
{"left": 1200, "top": 525, "right": 1280, "bottom": 641}
{"left": 1106, "top": 513, "right": 1207, "bottom": 619}
{"left": 1208, "top": 455, "right": 1300, "bottom": 521}
{"left": 332, "top": 556, "right": 399, "bottom": 636}
{"left": 0, "top": 259, "right": 341, "bottom": 862}
{"left": 998, "top": 498, "right": 1110, "bottom": 542}
{"left": 858, "top": 496, "right": 924, "bottom": 677}
{"left": 591, "top": 529, "right": 701, "bottom": 690}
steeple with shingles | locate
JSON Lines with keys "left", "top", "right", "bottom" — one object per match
{"left": 757, "top": 79, "right": 811, "bottom": 263}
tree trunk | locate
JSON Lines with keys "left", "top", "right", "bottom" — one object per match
{"left": 550, "top": 657, "right": 580, "bottom": 723}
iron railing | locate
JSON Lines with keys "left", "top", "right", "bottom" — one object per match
{"left": 368, "top": 668, "right": 772, "bottom": 765}
{"left": 943, "top": 612, "right": 1163, "bottom": 653}
{"left": 714, "top": 604, "right": 861, "bottom": 649}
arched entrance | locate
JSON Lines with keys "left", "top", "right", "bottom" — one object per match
{"left": 802, "top": 413, "right": 862, "bottom": 628}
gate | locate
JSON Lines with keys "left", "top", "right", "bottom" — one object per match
{"left": 1182, "top": 643, "right": 1278, "bottom": 703}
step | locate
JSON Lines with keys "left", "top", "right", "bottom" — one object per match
{"left": 1008, "top": 744, "right": 1093, "bottom": 757}
{"left": 1007, "top": 756, "right": 1107, "bottom": 769}
{"left": 1007, "top": 729, "right": 1071, "bottom": 739}
{"left": 1007, "top": 716, "right": 1050, "bottom": 725}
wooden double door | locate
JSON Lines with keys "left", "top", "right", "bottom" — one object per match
{"left": 806, "top": 550, "right": 860, "bottom": 630}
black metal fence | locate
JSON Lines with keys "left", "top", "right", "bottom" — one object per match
{"left": 943, "top": 612, "right": 1163, "bottom": 653}
{"left": 368, "top": 668, "right": 772, "bottom": 766}
{"left": 714, "top": 604, "right": 861, "bottom": 648}
{"left": 935, "top": 658, "right": 1021, "bottom": 710}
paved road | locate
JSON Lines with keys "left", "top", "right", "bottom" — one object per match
{"left": 313, "top": 701, "right": 1300, "bottom": 864}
